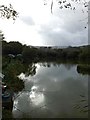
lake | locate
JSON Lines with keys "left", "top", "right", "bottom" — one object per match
{"left": 12, "top": 62, "right": 88, "bottom": 118}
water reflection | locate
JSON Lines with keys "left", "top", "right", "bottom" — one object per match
{"left": 29, "top": 86, "right": 45, "bottom": 106}
{"left": 18, "top": 63, "right": 37, "bottom": 81}
{"left": 13, "top": 84, "right": 46, "bottom": 118}
{"left": 13, "top": 100, "right": 18, "bottom": 111}
{"left": 18, "top": 63, "right": 37, "bottom": 79}
{"left": 13, "top": 62, "right": 88, "bottom": 118}
{"left": 26, "top": 64, "right": 37, "bottom": 77}
{"left": 64, "top": 64, "right": 75, "bottom": 70}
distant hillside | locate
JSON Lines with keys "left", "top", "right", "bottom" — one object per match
{"left": 33, "top": 46, "right": 68, "bottom": 49}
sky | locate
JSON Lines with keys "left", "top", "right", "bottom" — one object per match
{"left": 0, "top": 0, "right": 88, "bottom": 46}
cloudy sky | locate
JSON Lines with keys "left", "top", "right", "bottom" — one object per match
{"left": 0, "top": 0, "right": 88, "bottom": 46}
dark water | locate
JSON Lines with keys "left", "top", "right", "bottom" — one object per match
{"left": 12, "top": 62, "right": 88, "bottom": 118}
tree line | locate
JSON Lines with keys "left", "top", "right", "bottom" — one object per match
{"left": 2, "top": 40, "right": 90, "bottom": 63}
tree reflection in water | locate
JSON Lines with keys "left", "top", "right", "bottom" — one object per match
{"left": 25, "top": 63, "right": 37, "bottom": 77}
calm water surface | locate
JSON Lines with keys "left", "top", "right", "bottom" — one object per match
{"left": 12, "top": 62, "right": 88, "bottom": 118}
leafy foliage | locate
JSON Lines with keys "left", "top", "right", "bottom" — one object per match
{"left": 0, "top": 4, "right": 18, "bottom": 20}
{"left": 22, "top": 46, "right": 38, "bottom": 62}
{"left": 79, "top": 46, "right": 90, "bottom": 61}
{"left": 2, "top": 41, "right": 23, "bottom": 55}
{"left": 2, "top": 60, "right": 27, "bottom": 92}
{"left": 0, "top": 30, "right": 5, "bottom": 41}
{"left": 44, "top": 0, "right": 88, "bottom": 13}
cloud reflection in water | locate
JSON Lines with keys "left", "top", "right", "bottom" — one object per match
{"left": 29, "top": 85, "right": 45, "bottom": 106}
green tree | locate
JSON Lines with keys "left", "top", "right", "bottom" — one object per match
{"left": 79, "top": 46, "right": 90, "bottom": 61}
{"left": 2, "top": 41, "right": 23, "bottom": 55}
{"left": 22, "top": 46, "right": 37, "bottom": 62}
{"left": 8, "top": 41, "right": 23, "bottom": 55}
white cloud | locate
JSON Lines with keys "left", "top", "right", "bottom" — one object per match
{"left": 0, "top": 0, "right": 88, "bottom": 46}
